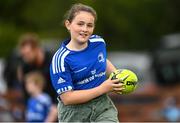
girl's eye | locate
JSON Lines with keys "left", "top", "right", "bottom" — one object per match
{"left": 77, "top": 23, "right": 84, "bottom": 26}
{"left": 87, "top": 24, "right": 93, "bottom": 28}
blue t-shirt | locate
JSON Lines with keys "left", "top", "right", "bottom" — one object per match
{"left": 50, "top": 35, "right": 107, "bottom": 95}
{"left": 26, "top": 93, "right": 52, "bottom": 122}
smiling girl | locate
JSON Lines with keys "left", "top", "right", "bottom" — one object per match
{"left": 50, "top": 3, "right": 124, "bottom": 122}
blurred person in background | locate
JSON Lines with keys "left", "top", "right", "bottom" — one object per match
{"left": 3, "top": 43, "right": 26, "bottom": 121}
{"left": 17, "top": 32, "right": 57, "bottom": 121}
{"left": 3, "top": 49, "right": 22, "bottom": 90}
{"left": 24, "top": 71, "right": 52, "bottom": 122}
{"left": 161, "top": 96, "right": 180, "bottom": 122}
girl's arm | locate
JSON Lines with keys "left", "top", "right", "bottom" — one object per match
{"left": 106, "top": 59, "right": 117, "bottom": 76}
{"left": 60, "top": 78, "right": 123, "bottom": 105}
{"left": 60, "top": 59, "right": 122, "bottom": 105}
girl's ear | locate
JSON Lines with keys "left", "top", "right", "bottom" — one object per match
{"left": 65, "top": 20, "right": 71, "bottom": 31}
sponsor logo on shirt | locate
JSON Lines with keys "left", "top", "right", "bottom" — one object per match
{"left": 91, "top": 69, "right": 96, "bottom": 75}
{"left": 98, "top": 52, "right": 105, "bottom": 63}
{"left": 76, "top": 71, "right": 106, "bottom": 85}
{"left": 74, "top": 67, "right": 87, "bottom": 73}
{"left": 57, "top": 77, "right": 66, "bottom": 84}
{"left": 57, "top": 89, "right": 61, "bottom": 94}
{"left": 56, "top": 86, "right": 73, "bottom": 94}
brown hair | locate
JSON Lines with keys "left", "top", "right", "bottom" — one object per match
{"left": 18, "top": 32, "right": 40, "bottom": 49}
{"left": 25, "top": 71, "right": 45, "bottom": 90}
{"left": 64, "top": 3, "right": 97, "bottom": 23}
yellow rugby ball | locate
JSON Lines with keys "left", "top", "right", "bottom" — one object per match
{"left": 109, "top": 69, "right": 138, "bottom": 94}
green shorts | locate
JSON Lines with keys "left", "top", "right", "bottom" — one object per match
{"left": 57, "top": 94, "right": 119, "bottom": 122}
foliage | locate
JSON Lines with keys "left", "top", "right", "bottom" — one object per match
{"left": 1, "top": 0, "right": 180, "bottom": 57}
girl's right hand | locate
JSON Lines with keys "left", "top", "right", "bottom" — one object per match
{"left": 100, "top": 78, "right": 125, "bottom": 94}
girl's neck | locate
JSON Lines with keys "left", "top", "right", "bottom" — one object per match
{"left": 66, "top": 40, "right": 88, "bottom": 51}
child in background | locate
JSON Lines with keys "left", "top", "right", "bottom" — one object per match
{"left": 24, "top": 71, "right": 52, "bottom": 122}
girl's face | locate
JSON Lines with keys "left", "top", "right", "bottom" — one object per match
{"left": 65, "top": 11, "right": 95, "bottom": 44}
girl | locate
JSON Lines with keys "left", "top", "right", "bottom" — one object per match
{"left": 50, "top": 3, "right": 124, "bottom": 122}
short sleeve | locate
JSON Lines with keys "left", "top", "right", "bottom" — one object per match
{"left": 89, "top": 35, "right": 106, "bottom": 45}
{"left": 50, "top": 64, "right": 73, "bottom": 95}
{"left": 49, "top": 49, "right": 74, "bottom": 95}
